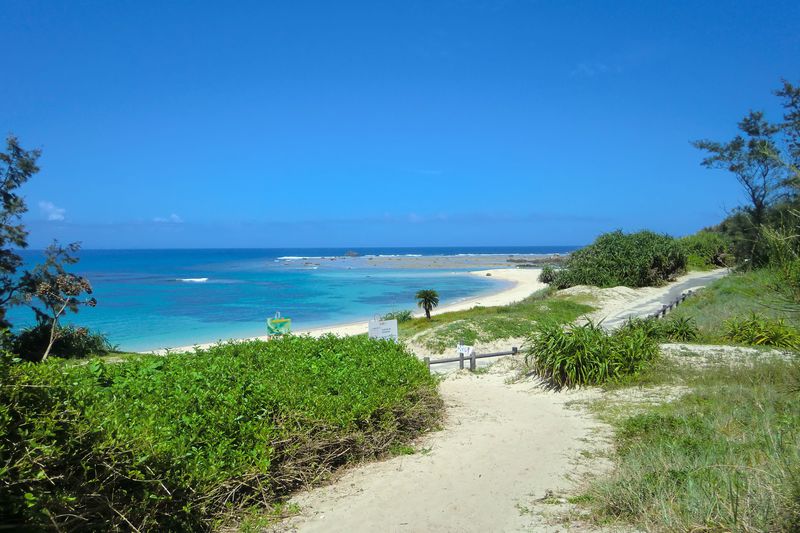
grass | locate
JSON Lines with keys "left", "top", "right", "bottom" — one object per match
{"left": 398, "top": 289, "right": 594, "bottom": 354}
{"left": 670, "top": 268, "right": 800, "bottom": 343}
{"left": 585, "top": 355, "right": 800, "bottom": 532}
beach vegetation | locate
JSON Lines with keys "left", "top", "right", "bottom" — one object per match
{"left": 586, "top": 355, "right": 800, "bottom": 532}
{"left": 12, "top": 323, "right": 113, "bottom": 361}
{"left": 538, "top": 265, "right": 557, "bottom": 284}
{"left": 17, "top": 242, "right": 96, "bottom": 361}
{"left": 0, "top": 334, "right": 441, "bottom": 530}
{"left": 619, "top": 315, "right": 699, "bottom": 342}
{"left": 551, "top": 230, "right": 686, "bottom": 289}
{"left": 381, "top": 309, "right": 413, "bottom": 323}
{"left": 723, "top": 312, "right": 800, "bottom": 349}
{"left": 401, "top": 291, "right": 593, "bottom": 354}
{"left": 678, "top": 230, "right": 733, "bottom": 270}
{"left": 415, "top": 289, "right": 440, "bottom": 319}
{"left": 669, "top": 269, "right": 800, "bottom": 343}
{"left": 524, "top": 320, "right": 660, "bottom": 389}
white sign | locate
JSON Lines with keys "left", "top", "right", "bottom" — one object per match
{"left": 457, "top": 344, "right": 474, "bottom": 358}
{"left": 368, "top": 318, "right": 398, "bottom": 342}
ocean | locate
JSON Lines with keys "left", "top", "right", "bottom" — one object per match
{"left": 10, "top": 246, "right": 576, "bottom": 351}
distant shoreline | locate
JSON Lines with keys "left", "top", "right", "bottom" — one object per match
{"left": 149, "top": 267, "right": 546, "bottom": 355}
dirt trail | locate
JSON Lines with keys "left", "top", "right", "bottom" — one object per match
{"left": 274, "top": 362, "right": 604, "bottom": 532}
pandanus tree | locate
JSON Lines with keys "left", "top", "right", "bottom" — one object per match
{"left": 415, "top": 289, "right": 439, "bottom": 320}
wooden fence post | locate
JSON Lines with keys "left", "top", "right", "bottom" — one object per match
{"left": 469, "top": 349, "right": 476, "bottom": 371}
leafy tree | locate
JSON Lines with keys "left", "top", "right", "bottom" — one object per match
{"left": 776, "top": 79, "right": 800, "bottom": 188}
{"left": 415, "top": 289, "right": 439, "bottom": 320}
{"left": 0, "top": 136, "right": 41, "bottom": 327}
{"left": 693, "top": 111, "right": 786, "bottom": 228}
{"left": 20, "top": 242, "right": 96, "bottom": 361}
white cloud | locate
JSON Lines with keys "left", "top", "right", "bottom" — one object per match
{"left": 153, "top": 213, "right": 184, "bottom": 223}
{"left": 38, "top": 201, "right": 66, "bottom": 221}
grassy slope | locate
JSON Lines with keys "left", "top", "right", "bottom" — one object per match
{"left": 587, "top": 356, "right": 800, "bottom": 532}
{"left": 398, "top": 289, "right": 594, "bottom": 354}
{"left": 580, "top": 270, "right": 800, "bottom": 531}
{"left": 670, "top": 268, "right": 800, "bottom": 342}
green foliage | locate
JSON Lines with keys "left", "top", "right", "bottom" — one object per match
{"left": 553, "top": 230, "right": 686, "bottom": 289}
{"left": 525, "top": 320, "right": 660, "bottom": 389}
{"left": 589, "top": 358, "right": 800, "bottom": 532}
{"left": 723, "top": 313, "right": 800, "bottom": 349}
{"left": 0, "top": 335, "right": 441, "bottom": 530}
{"left": 678, "top": 230, "right": 733, "bottom": 270}
{"left": 669, "top": 269, "right": 800, "bottom": 342}
{"left": 619, "top": 316, "right": 699, "bottom": 343}
{"left": 415, "top": 289, "right": 439, "bottom": 319}
{"left": 0, "top": 136, "right": 41, "bottom": 327}
{"left": 381, "top": 309, "right": 413, "bottom": 323}
{"left": 11, "top": 323, "right": 114, "bottom": 361}
{"left": 538, "top": 265, "right": 557, "bottom": 284}
{"left": 401, "top": 291, "right": 593, "bottom": 354}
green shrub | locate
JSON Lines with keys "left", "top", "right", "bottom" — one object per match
{"left": 553, "top": 230, "right": 686, "bottom": 289}
{"left": 679, "top": 231, "right": 733, "bottom": 270}
{"left": 0, "top": 335, "right": 441, "bottom": 530}
{"left": 538, "top": 265, "right": 557, "bottom": 284}
{"left": 620, "top": 316, "right": 699, "bottom": 342}
{"left": 723, "top": 313, "right": 800, "bottom": 349}
{"left": 525, "top": 321, "right": 659, "bottom": 389}
{"left": 11, "top": 323, "right": 114, "bottom": 361}
{"left": 381, "top": 310, "right": 413, "bottom": 323}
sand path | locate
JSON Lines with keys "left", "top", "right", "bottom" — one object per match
{"left": 270, "top": 269, "right": 731, "bottom": 532}
{"left": 274, "top": 365, "right": 602, "bottom": 533}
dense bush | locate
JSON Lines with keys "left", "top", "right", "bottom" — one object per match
{"left": 620, "top": 316, "right": 699, "bottom": 342}
{"left": 538, "top": 265, "right": 557, "bottom": 284}
{"left": 12, "top": 323, "right": 114, "bottom": 361}
{"left": 679, "top": 231, "right": 733, "bottom": 270}
{"left": 723, "top": 313, "right": 800, "bottom": 349}
{"left": 552, "top": 230, "right": 686, "bottom": 289}
{"left": 525, "top": 321, "right": 660, "bottom": 389}
{"left": 0, "top": 335, "right": 441, "bottom": 530}
{"left": 381, "top": 310, "right": 413, "bottom": 323}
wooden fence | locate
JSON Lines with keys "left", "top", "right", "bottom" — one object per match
{"left": 423, "top": 347, "right": 518, "bottom": 372}
{"left": 649, "top": 289, "right": 695, "bottom": 319}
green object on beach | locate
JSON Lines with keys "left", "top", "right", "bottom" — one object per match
{"left": 267, "top": 317, "right": 292, "bottom": 335}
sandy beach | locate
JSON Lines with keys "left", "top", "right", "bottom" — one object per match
{"left": 152, "top": 267, "right": 546, "bottom": 354}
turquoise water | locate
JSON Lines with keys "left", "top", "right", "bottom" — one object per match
{"left": 10, "top": 247, "right": 575, "bottom": 351}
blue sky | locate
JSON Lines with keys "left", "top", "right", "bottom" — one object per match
{"left": 2, "top": 0, "right": 798, "bottom": 248}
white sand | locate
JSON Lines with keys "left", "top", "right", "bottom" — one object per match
{"left": 273, "top": 363, "right": 604, "bottom": 532}
{"left": 151, "top": 268, "right": 545, "bottom": 354}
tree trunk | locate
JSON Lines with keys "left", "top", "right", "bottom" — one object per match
{"left": 41, "top": 302, "right": 68, "bottom": 362}
{"left": 425, "top": 306, "right": 431, "bottom": 319}
{"left": 41, "top": 319, "right": 58, "bottom": 362}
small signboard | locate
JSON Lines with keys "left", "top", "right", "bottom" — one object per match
{"left": 457, "top": 343, "right": 474, "bottom": 359}
{"left": 267, "top": 312, "right": 292, "bottom": 336}
{"left": 368, "top": 317, "right": 399, "bottom": 342}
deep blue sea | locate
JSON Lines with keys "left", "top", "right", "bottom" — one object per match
{"left": 10, "top": 246, "right": 576, "bottom": 351}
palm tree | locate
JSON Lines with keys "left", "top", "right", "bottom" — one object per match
{"left": 415, "top": 289, "right": 439, "bottom": 319}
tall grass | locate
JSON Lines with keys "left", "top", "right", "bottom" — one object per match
{"left": 525, "top": 321, "right": 659, "bottom": 389}
{"left": 589, "top": 358, "right": 800, "bottom": 532}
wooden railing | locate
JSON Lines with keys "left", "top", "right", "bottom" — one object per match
{"left": 423, "top": 347, "right": 518, "bottom": 372}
